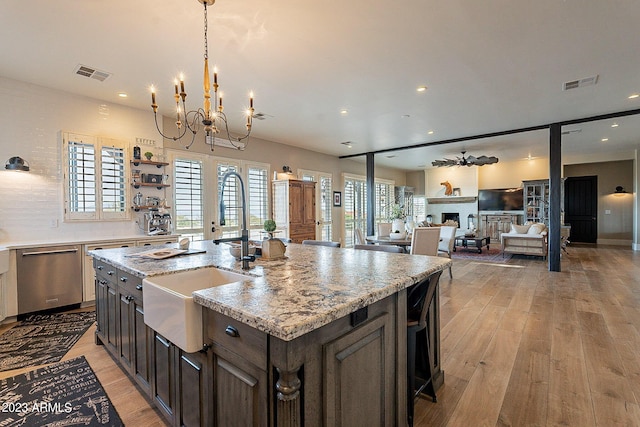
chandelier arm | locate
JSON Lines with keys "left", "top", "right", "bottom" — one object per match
{"left": 183, "top": 109, "right": 204, "bottom": 135}
{"left": 154, "top": 112, "right": 189, "bottom": 141}
{"left": 216, "top": 112, "right": 251, "bottom": 148}
{"left": 184, "top": 128, "right": 199, "bottom": 150}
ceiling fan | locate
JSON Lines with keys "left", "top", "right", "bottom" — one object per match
{"left": 431, "top": 151, "right": 499, "bottom": 167}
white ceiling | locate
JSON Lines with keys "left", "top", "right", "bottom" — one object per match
{"left": 2, "top": 0, "right": 639, "bottom": 170}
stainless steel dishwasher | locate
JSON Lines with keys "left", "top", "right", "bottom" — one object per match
{"left": 17, "top": 245, "right": 83, "bottom": 315}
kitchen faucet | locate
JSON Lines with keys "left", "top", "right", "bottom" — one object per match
{"left": 213, "top": 171, "right": 255, "bottom": 270}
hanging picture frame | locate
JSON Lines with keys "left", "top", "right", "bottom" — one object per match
{"left": 333, "top": 191, "right": 342, "bottom": 207}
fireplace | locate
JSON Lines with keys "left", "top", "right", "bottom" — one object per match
{"left": 442, "top": 212, "right": 460, "bottom": 226}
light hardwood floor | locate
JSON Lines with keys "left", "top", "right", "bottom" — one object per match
{"left": 1, "top": 245, "right": 639, "bottom": 426}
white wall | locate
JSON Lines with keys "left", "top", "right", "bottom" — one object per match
{"left": 0, "top": 76, "right": 408, "bottom": 244}
{"left": 0, "top": 77, "right": 162, "bottom": 242}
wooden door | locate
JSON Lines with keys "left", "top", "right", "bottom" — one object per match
{"left": 323, "top": 313, "right": 394, "bottom": 426}
{"left": 302, "top": 181, "right": 316, "bottom": 227}
{"left": 153, "top": 333, "right": 176, "bottom": 424}
{"left": 211, "top": 345, "right": 268, "bottom": 427}
{"left": 564, "top": 176, "right": 597, "bottom": 243}
{"left": 288, "top": 181, "right": 304, "bottom": 226}
{"left": 177, "top": 350, "right": 211, "bottom": 427}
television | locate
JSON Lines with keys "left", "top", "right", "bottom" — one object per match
{"left": 478, "top": 188, "right": 524, "bottom": 212}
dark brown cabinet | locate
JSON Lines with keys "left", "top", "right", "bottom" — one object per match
{"left": 152, "top": 332, "right": 176, "bottom": 423}
{"left": 205, "top": 310, "right": 268, "bottom": 426}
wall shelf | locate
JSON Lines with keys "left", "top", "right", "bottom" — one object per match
{"left": 132, "top": 183, "right": 170, "bottom": 190}
{"left": 427, "top": 196, "right": 477, "bottom": 204}
{"left": 131, "top": 159, "right": 169, "bottom": 168}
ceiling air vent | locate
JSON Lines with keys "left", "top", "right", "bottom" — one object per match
{"left": 252, "top": 112, "right": 268, "bottom": 121}
{"left": 74, "top": 64, "right": 112, "bottom": 82}
{"left": 563, "top": 75, "right": 598, "bottom": 91}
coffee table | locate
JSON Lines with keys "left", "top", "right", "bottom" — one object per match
{"left": 453, "top": 235, "right": 490, "bottom": 253}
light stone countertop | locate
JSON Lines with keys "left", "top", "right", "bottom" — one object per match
{"left": 90, "top": 240, "right": 451, "bottom": 341}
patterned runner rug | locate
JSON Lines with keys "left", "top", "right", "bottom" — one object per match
{"left": 0, "top": 311, "right": 96, "bottom": 372}
{"left": 0, "top": 355, "right": 123, "bottom": 426}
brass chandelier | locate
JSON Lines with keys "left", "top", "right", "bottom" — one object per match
{"left": 150, "top": 0, "right": 254, "bottom": 150}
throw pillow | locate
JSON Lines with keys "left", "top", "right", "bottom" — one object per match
{"left": 527, "top": 223, "right": 546, "bottom": 234}
{"left": 511, "top": 224, "right": 531, "bottom": 234}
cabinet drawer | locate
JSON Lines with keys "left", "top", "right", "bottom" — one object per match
{"left": 95, "top": 259, "right": 117, "bottom": 279}
{"left": 486, "top": 215, "right": 510, "bottom": 222}
{"left": 117, "top": 269, "right": 143, "bottom": 300}
{"left": 206, "top": 310, "right": 267, "bottom": 370}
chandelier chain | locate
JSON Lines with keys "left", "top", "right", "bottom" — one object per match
{"left": 203, "top": 3, "right": 208, "bottom": 60}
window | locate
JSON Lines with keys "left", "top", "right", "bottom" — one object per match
{"left": 247, "top": 165, "right": 269, "bottom": 239}
{"left": 343, "top": 174, "right": 394, "bottom": 247}
{"left": 174, "top": 157, "right": 205, "bottom": 241}
{"left": 343, "top": 176, "right": 367, "bottom": 247}
{"left": 215, "top": 160, "right": 270, "bottom": 240}
{"left": 299, "top": 169, "right": 333, "bottom": 241}
{"left": 63, "top": 133, "right": 128, "bottom": 221}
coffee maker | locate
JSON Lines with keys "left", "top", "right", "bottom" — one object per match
{"left": 144, "top": 210, "right": 172, "bottom": 235}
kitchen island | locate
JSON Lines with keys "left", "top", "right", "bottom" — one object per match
{"left": 90, "top": 240, "right": 451, "bottom": 426}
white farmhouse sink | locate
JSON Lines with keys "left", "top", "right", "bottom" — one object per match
{"left": 143, "top": 267, "right": 249, "bottom": 353}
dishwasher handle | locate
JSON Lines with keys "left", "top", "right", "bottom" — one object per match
{"left": 21, "top": 248, "right": 79, "bottom": 256}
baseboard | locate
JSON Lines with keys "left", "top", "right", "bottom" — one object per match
{"left": 633, "top": 242, "right": 640, "bottom": 251}
{"left": 596, "top": 239, "right": 632, "bottom": 246}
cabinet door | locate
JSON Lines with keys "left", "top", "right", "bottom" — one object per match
{"left": 323, "top": 313, "right": 394, "bottom": 426}
{"left": 211, "top": 345, "right": 268, "bottom": 427}
{"left": 288, "top": 181, "right": 304, "bottom": 225}
{"left": 133, "top": 301, "right": 152, "bottom": 395}
{"left": 302, "top": 182, "right": 316, "bottom": 227}
{"left": 153, "top": 332, "right": 176, "bottom": 424}
{"left": 177, "top": 350, "right": 211, "bottom": 427}
{"left": 106, "top": 282, "right": 119, "bottom": 355}
{"left": 118, "top": 292, "right": 134, "bottom": 372}
{"left": 95, "top": 276, "right": 107, "bottom": 341}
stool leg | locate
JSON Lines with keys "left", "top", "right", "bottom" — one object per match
{"left": 407, "top": 330, "right": 416, "bottom": 427}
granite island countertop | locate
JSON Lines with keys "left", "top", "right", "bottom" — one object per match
{"left": 90, "top": 240, "right": 451, "bottom": 341}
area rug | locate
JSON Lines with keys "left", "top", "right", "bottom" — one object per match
{"left": 0, "top": 355, "right": 123, "bottom": 426}
{"left": 451, "top": 247, "right": 512, "bottom": 263}
{"left": 0, "top": 311, "right": 96, "bottom": 372}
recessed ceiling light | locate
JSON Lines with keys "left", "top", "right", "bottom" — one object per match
{"left": 117, "top": 92, "right": 128, "bottom": 98}
{"left": 386, "top": 155, "right": 397, "bottom": 159}
{"left": 427, "top": 130, "right": 434, "bottom": 135}
{"left": 611, "top": 122, "right": 619, "bottom": 128}
{"left": 416, "top": 86, "right": 427, "bottom": 92}
{"left": 601, "top": 138, "right": 609, "bottom": 142}
{"left": 341, "top": 141, "right": 353, "bottom": 148}
{"left": 340, "top": 109, "right": 349, "bottom": 115}
{"left": 628, "top": 94, "right": 639, "bottom": 99}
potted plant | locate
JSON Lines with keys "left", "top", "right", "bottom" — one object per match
{"left": 144, "top": 151, "right": 153, "bottom": 161}
{"left": 389, "top": 204, "right": 406, "bottom": 234}
{"left": 261, "top": 219, "right": 286, "bottom": 259}
{"left": 263, "top": 219, "right": 277, "bottom": 239}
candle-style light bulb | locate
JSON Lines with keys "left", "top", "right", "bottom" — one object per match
{"left": 179, "top": 74, "right": 185, "bottom": 94}
{"left": 174, "top": 79, "right": 179, "bottom": 95}
{"left": 249, "top": 91, "right": 254, "bottom": 108}
{"left": 218, "top": 91, "right": 223, "bottom": 112}
{"left": 150, "top": 86, "right": 156, "bottom": 104}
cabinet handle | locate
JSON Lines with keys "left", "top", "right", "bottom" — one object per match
{"left": 107, "top": 271, "right": 115, "bottom": 276}
{"left": 97, "top": 265, "right": 103, "bottom": 270}
{"left": 99, "top": 280, "right": 107, "bottom": 285}
{"left": 120, "top": 277, "right": 127, "bottom": 282}
{"left": 136, "top": 284, "right": 143, "bottom": 291}
{"left": 225, "top": 325, "right": 240, "bottom": 338}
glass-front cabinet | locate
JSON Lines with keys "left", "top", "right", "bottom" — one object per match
{"left": 523, "top": 179, "right": 549, "bottom": 225}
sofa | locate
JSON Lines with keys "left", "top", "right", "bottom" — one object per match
{"left": 500, "top": 222, "right": 548, "bottom": 259}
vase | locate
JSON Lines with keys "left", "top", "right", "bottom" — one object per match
{"left": 392, "top": 218, "right": 405, "bottom": 233}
